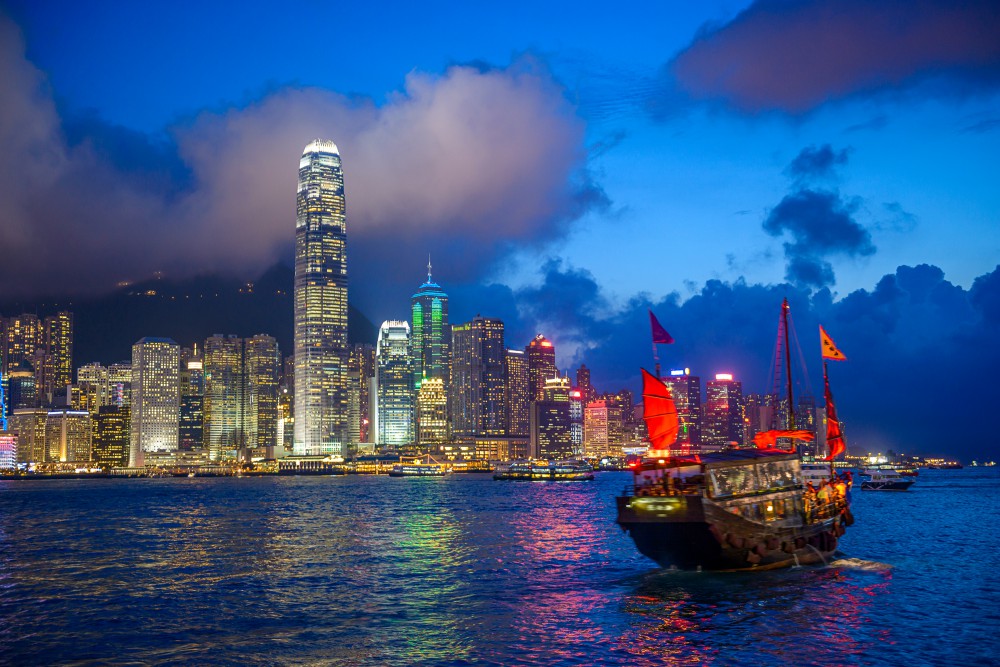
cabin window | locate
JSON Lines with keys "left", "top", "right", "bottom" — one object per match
{"left": 709, "top": 466, "right": 760, "bottom": 498}
{"left": 756, "top": 460, "right": 800, "bottom": 492}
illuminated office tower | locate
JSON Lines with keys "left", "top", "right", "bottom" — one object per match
{"left": 45, "top": 408, "right": 92, "bottom": 462}
{"left": 204, "top": 335, "right": 244, "bottom": 460}
{"left": 530, "top": 377, "right": 573, "bottom": 460}
{"left": 526, "top": 335, "right": 557, "bottom": 401}
{"left": 294, "top": 139, "right": 349, "bottom": 456}
{"left": 702, "top": 373, "right": 744, "bottom": 452}
{"left": 245, "top": 335, "right": 280, "bottom": 456}
{"left": 411, "top": 260, "right": 450, "bottom": 393}
{"left": 179, "top": 347, "right": 204, "bottom": 451}
{"left": 376, "top": 321, "right": 414, "bottom": 448}
{"left": 568, "top": 387, "right": 584, "bottom": 455}
{"left": 584, "top": 400, "right": 610, "bottom": 458}
{"left": 597, "top": 392, "right": 627, "bottom": 456}
{"left": 505, "top": 349, "right": 529, "bottom": 437}
{"left": 349, "top": 344, "right": 376, "bottom": 444}
{"left": 576, "top": 364, "right": 596, "bottom": 402}
{"left": 450, "top": 317, "right": 506, "bottom": 437}
{"left": 44, "top": 312, "right": 73, "bottom": 392}
{"left": 108, "top": 362, "right": 132, "bottom": 407}
{"left": 130, "top": 337, "right": 180, "bottom": 466}
{"left": 6, "top": 362, "right": 37, "bottom": 412}
{"left": 663, "top": 369, "right": 701, "bottom": 451}
{"left": 9, "top": 408, "right": 47, "bottom": 463}
{"left": 92, "top": 406, "right": 129, "bottom": 468}
{"left": 30, "top": 350, "right": 54, "bottom": 406}
{"left": 3, "top": 314, "right": 40, "bottom": 374}
{"left": 416, "top": 377, "right": 448, "bottom": 449}
{"left": 77, "top": 363, "right": 112, "bottom": 412}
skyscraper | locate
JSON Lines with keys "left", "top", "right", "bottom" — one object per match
{"left": 504, "top": 349, "right": 529, "bottom": 437}
{"left": 130, "top": 337, "right": 179, "bottom": 466}
{"left": 411, "top": 260, "right": 450, "bottom": 393}
{"left": 2, "top": 314, "right": 40, "bottom": 375}
{"left": 530, "top": 377, "right": 573, "bottom": 460}
{"left": 375, "top": 321, "right": 414, "bottom": 448}
{"left": 245, "top": 334, "right": 280, "bottom": 456}
{"left": 703, "top": 373, "right": 744, "bottom": 452}
{"left": 294, "top": 139, "right": 349, "bottom": 456}
{"left": 416, "top": 377, "right": 448, "bottom": 449}
{"left": 44, "top": 312, "right": 73, "bottom": 392}
{"left": 179, "top": 347, "right": 204, "bottom": 451}
{"left": 663, "top": 369, "right": 701, "bottom": 452}
{"left": 450, "top": 317, "right": 506, "bottom": 437}
{"left": 526, "top": 335, "right": 557, "bottom": 401}
{"left": 93, "top": 406, "right": 130, "bottom": 468}
{"left": 349, "top": 344, "right": 376, "bottom": 445}
{"left": 204, "top": 335, "right": 244, "bottom": 460}
{"left": 576, "top": 363, "right": 596, "bottom": 402}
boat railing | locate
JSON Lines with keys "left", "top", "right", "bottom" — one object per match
{"left": 805, "top": 496, "right": 847, "bottom": 523}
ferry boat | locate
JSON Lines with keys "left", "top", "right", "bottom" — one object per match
{"left": 860, "top": 468, "right": 915, "bottom": 491}
{"left": 493, "top": 460, "right": 595, "bottom": 481}
{"left": 616, "top": 301, "right": 855, "bottom": 571}
{"left": 387, "top": 454, "right": 449, "bottom": 477}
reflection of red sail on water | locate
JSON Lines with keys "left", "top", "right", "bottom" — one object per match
{"left": 615, "top": 300, "right": 855, "bottom": 571}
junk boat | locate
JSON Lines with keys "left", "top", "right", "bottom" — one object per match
{"left": 616, "top": 300, "right": 855, "bottom": 571}
{"left": 493, "top": 460, "right": 595, "bottom": 481}
{"left": 860, "top": 468, "right": 915, "bottom": 491}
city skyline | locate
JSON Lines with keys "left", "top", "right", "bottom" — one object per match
{"left": 0, "top": 2, "right": 997, "bottom": 460}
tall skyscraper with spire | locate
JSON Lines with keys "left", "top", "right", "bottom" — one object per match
{"left": 294, "top": 140, "right": 349, "bottom": 455}
{"left": 410, "top": 258, "right": 450, "bottom": 393}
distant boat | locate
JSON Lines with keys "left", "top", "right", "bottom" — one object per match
{"left": 616, "top": 299, "right": 855, "bottom": 571}
{"left": 860, "top": 469, "right": 915, "bottom": 491}
{"left": 493, "top": 460, "right": 594, "bottom": 481}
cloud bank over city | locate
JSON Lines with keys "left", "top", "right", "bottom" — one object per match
{"left": 0, "top": 14, "right": 603, "bottom": 305}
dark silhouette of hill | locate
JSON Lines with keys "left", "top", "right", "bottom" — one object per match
{"left": 0, "top": 263, "right": 376, "bottom": 366}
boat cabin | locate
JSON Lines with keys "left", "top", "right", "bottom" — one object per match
{"left": 633, "top": 450, "right": 805, "bottom": 524}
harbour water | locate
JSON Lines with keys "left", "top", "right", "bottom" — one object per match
{"left": 1, "top": 469, "right": 998, "bottom": 665}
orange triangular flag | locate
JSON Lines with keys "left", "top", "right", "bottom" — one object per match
{"left": 820, "top": 326, "right": 847, "bottom": 361}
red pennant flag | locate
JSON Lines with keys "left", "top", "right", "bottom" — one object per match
{"left": 649, "top": 310, "right": 674, "bottom": 344}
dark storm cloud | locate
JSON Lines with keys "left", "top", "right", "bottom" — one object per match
{"left": 0, "top": 14, "right": 606, "bottom": 306}
{"left": 763, "top": 189, "right": 874, "bottom": 288}
{"left": 667, "top": 0, "right": 1000, "bottom": 113}
{"left": 784, "top": 144, "right": 849, "bottom": 184}
{"left": 491, "top": 261, "right": 998, "bottom": 461}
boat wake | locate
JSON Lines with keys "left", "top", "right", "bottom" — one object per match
{"left": 828, "top": 557, "right": 892, "bottom": 571}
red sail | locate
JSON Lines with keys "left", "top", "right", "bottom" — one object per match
{"left": 753, "top": 429, "right": 814, "bottom": 453}
{"left": 641, "top": 368, "right": 678, "bottom": 454}
{"left": 823, "top": 365, "right": 846, "bottom": 461}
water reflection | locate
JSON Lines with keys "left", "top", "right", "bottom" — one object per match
{"left": 617, "top": 562, "right": 892, "bottom": 665}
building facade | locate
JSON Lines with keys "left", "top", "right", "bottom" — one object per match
{"left": 526, "top": 334, "right": 557, "bottom": 401}
{"left": 204, "top": 335, "right": 244, "bottom": 460}
{"left": 376, "top": 321, "right": 414, "bottom": 448}
{"left": 505, "top": 349, "right": 529, "bottom": 437}
{"left": 245, "top": 335, "right": 280, "bottom": 456}
{"left": 410, "top": 261, "right": 450, "bottom": 393}
{"left": 450, "top": 317, "right": 506, "bottom": 437}
{"left": 294, "top": 139, "right": 349, "bottom": 455}
{"left": 663, "top": 369, "right": 701, "bottom": 452}
{"left": 702, "top": 373, "right": 744, "bottom": 452}
{"left": 130, "top": 337, "right": 180, "bottom": 466}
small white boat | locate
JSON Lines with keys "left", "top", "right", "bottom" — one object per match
{"left": 860, "top": 468, "right": 915, "bottom": 491}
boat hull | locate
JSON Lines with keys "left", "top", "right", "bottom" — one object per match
{"left": 861, "top": 479, "right": 914, "bottom": 491}
{"left": 616, "top": 495, "right": 843, "bottom": 571}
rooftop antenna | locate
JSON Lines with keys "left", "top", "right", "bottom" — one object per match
{"left": 427, "top": 254, "right": 433, "bottom": 283}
